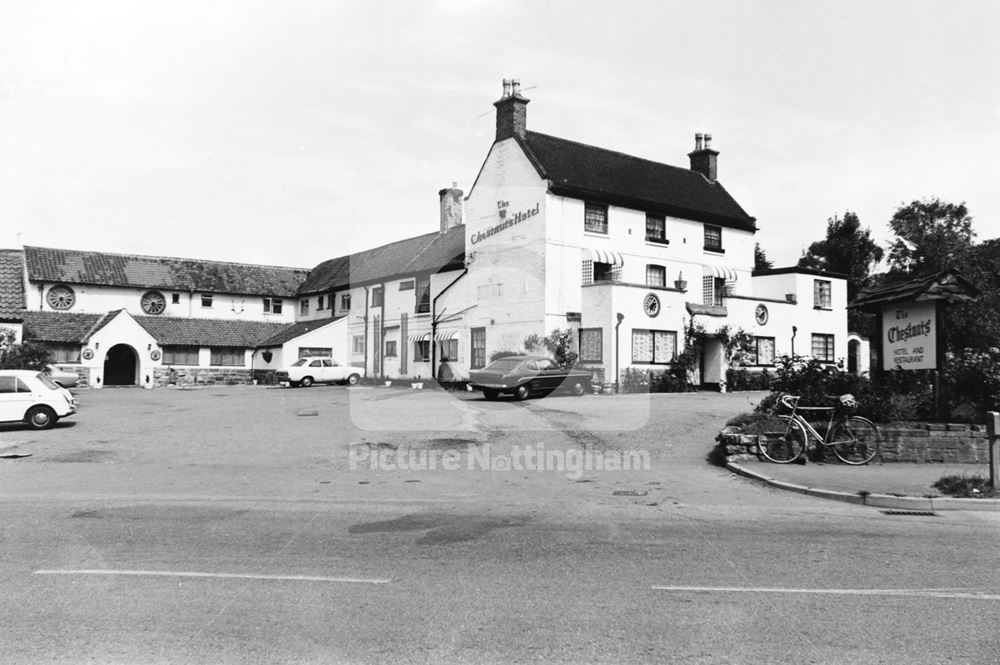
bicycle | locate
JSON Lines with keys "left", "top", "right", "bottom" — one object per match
{"left": 758, "top": 393, "right": 880, "bottom": 465}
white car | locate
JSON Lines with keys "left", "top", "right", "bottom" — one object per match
{"left": 0, "top": 369, "right": 78, "bottom": 430}
{"left": 276, "top": 358, "right": 364, "bottom": 387}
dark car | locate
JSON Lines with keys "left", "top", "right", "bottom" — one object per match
{"left": 469, "top": 356, "right": 592, "bottom": 401}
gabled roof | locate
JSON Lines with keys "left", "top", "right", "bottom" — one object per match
{"left": 24, "top": 246, "right": 310, "bottom": 298}
{"left": 516, "top": 131, "right": 756, "bottom": 231}
{"left": 257, "top": 316, "right": 345, "bottom": 348}
{"left": 297, "top": 227, "right": 465, "bottom": 295}
{"left": 133, "top": 315, "right": 293, "bottom": 348}
{"left": 0, "top": 249, "right": 25, "bottom": 321}
{"left": 849, "top": 270, "right": 981, "bottom": 312}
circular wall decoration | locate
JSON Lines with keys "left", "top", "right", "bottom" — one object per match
{"left": 150, "top": 349, "right": 162, "bottom": 361}
{"left": 82, "top": 348, "right": 95, "bottom": 360}
{"left": 755, "top": 304, "right": 769, "bottom": 325}
{"left": 46, "top": 284, "right": 76, "bottom": 310}
{"left": 141, "top": 290, "right": 167, "bottom": 315}
{"left": 643, "top": 292, "right": 661, "bottom": 318}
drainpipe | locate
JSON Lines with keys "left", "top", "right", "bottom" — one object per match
{"left": 791, "top": 325, "right": 798, "bottom": 357}
{"left": 431, "top": 268, "right": 468, "bottom": 379}
{"left": 362, "top": 286, "right": 370, "bottom": 378}
{"left": 615, "top": 312, "right": 624, "bottom": 394}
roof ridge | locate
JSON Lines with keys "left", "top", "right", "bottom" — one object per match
{"left": 525, "top": 131, "right": 702, "bottom": 178}
{"left": 23, "top": 245, "right": 311, "bottom": 272}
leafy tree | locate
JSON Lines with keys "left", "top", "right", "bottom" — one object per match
{"left": 753, "top": 243, "right": 773, "bottom": 272}
{"left": 0, "top": 329, "right": 52, "bottom": 370}
{"left": 942, "top": 238, "right": 1000, "bottom": 352}
{"left": 798, "top": 211, "right": 884, "bottom": 301}
{"left": 886, "top": 198, "right": 975, "bottom": 277}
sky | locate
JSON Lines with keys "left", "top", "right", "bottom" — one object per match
{"left": 2, "top": 0, "right": 998, "bottom": 270}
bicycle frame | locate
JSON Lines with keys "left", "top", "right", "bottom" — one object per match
{"left": 780, "top": 405, "right": 845, "bottom": 448}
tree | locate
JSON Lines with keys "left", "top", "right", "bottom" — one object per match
{"left": 798, "top": 211, "right": 884, "bottom": 301}
{"left": 943, "top": 237, "right": 1000, "bottom": 352}
{"left": 886, "top": 198, "right": 975, "bottom": 277}
{"left": 0, "top": 329, "right": 51, "bottom": 370}
{"left": 754, "top": 243, "right": 773, "bottom": 272}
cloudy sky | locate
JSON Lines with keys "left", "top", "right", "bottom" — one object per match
{"left": 2, "top": 0, "right": 997, "bottom": 270}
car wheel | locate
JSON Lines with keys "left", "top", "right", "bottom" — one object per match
{"left": 514, "top": 383, "right": 531, "bottom": 401}
{"left": 483, "top": 388, "right": 499, "bottom": 401}
{"left": 288, "top": 380, "right": 300, "bottom": 388}
{"left": 571, "top": 380, "right": 586, "bottom": 397}
{"left": 347, "top": 373, "right": 360, "bottom": 386}
{"left": 300, "top": 376, "right": 314, "bottom": 387}
{"left": 26, "top": 406, "right": 57, "bottom": 430}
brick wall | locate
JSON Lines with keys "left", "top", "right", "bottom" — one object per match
{"left": 719, "top": 421, "right": 994, "bottom": 464}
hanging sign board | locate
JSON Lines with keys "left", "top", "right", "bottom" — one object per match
{"left": 881, "top": 301, "right": 937, "bottom": 371}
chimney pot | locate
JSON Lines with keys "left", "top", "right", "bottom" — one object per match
{"left": 502, "top": 79, "right": 511, "bottom": 98}
{"left": 511, "top": 79, "right": 521, "bottom": 95}
{"left": 688, "top": 132, "right": 719, "bottom": 182}
{"left": 695, "top": 133, "right": 704, "bottom": 150}
{"left": 704, "top": 133, "right": 712, "bottom": 149}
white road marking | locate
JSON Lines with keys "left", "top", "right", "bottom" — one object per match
{"left": 35, "top": 569, "right": 391, "bottom": 584}
{"left": 651, "top": 585, "right": 1000, "bottom": 601}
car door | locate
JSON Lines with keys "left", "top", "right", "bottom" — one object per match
{"left": 320, "top": 359, "right": 337, "bottom": 383}
{"left": 536, "top": 358, "right": 564, "bottom": 391}
{"left": 307, "top": 359, "right": 325, "bottom": 382}
{"left": 0, "top": 376, "right": 31, "bottom": 422}
{"left": 328, "top": 359, "right": 347, "bottom": 383}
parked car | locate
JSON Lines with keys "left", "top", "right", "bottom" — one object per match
{"left": 45, "top": 364, "right": 79, "bottom": 388}
{"left": 469, "top": 355, "right": 592, "bottom": 401}
{"left": 0, "top": 369, "right": 78, "bottom": 430}
{"left": 276, "top": 358, "right": 364, "bottom": 387}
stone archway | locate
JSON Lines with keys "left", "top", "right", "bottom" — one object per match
{"left": 103, "top": 344, "right": 138, "bottom": 386}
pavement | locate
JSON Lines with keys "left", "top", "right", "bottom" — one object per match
{"left": 727, "top": 458, "right": 1000, "bottom": 511}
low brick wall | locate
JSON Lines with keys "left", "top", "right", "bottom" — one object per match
{"left": 153, "top": 367, "right": 252, "bottom": 387}
{"left": 718, "top": 421, "right": 994, "bottom": 464}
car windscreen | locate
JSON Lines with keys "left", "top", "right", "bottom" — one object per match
{"left": 485, "top": 359, "right": 523, "bottom": 372}
{"left": 35, "top": 373, "right": 62, "bottom": 390}
{"left": 291, "top": 359, "right": 309, "bottom": 367}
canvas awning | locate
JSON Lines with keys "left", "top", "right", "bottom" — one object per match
{"left": 583, "top": 248, "right": 625, "bottom": 266}
{"left": 704, "top": 265, "right": 738, "bottom": 282}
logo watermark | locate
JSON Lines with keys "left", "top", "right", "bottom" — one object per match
{"left": 349, "top": 443, "right": 650, "bottom": 480}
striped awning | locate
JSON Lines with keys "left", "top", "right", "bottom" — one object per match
{"left": 434, "top": 330, "right": 458, "bottom": 341}
{"left": 583, "top": 248, "right": 625, "bottom": 266}
{"left": 407, "top": 331, "right": 430, "bottom": 342}
{"left": 704, "top": 265, "right": 738, "bottom": 282}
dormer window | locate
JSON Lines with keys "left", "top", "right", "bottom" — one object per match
{"left": 201, "top": 294, "right": 213, "bottom": 308}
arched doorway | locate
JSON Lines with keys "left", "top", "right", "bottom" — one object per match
{"left": 104, "top": 344, "right": 138, "bottom": 386}
{"left": 848, "top": 339, "right": 860, "bottom": 374}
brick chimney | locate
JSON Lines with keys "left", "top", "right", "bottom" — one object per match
{"left": 494, "top": 78, "right": 529, "bottom": 141}
{"left": 688, "top": 132, "right": 719, "bottom": 182}
{"left": 439, "top": 182, "right": 463, "bottom": 233}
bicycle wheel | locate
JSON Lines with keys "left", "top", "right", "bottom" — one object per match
{"left": 758, "top": 417, "right": 806, "bottom": 464}
{"left": 830, "top": 416, "right": 879, "bottom": 465}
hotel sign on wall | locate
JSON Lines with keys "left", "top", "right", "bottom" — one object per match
{"left": 469, "top": 200, "right": 540, "bottom": 245}
{"left": 881, "top": 301, "right": 937, "bottom": 371}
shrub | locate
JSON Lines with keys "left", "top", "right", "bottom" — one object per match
{"left": 932, "top": 474, "right": 999, "bottom": 498}
{"left": 0, "top": 330, "right": 51, "bottom": 371}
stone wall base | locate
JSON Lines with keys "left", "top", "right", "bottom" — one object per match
{"left": 154, "top": 367, "right": 252, "bottom": 387}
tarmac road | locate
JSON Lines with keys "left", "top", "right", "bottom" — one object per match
{"left": 1, "top": 386, "right": 998, "bottom": 664}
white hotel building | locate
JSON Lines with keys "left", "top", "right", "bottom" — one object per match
{"left": 0, "top": 81, "right": 860, "bottom": 390}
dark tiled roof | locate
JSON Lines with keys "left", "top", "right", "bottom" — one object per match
{"left": 257, "top": 316, "right": 345, "bottom": 348}
{"left": 517, "top": 132, "right": 756, "bottom": 231}
{"left": 24, "top": 246, "right": 310, "bottom": 297}
{"left": 22, "top": 311, "right": 106, "bottom": 342}
{"left": 134, "top": 316, "right": 294, "bottom": 348}
{"left": 850, "top": 271, "right": 981, "bottom": 311}
{"left": 298, "top": 227, "right": 465, "bottom": 295}
{"left": 0, "top": 249, "right": 25, "bottom": 321}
